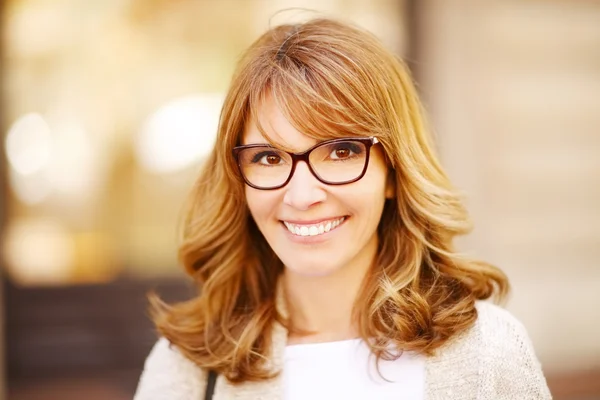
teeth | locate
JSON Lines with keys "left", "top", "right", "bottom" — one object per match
{"left": 283, "top": 217, "right": 346, "bottom": 237}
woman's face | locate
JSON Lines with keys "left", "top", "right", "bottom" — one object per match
{"left": 242, "top": 97, "right": 392, "bottom": 277}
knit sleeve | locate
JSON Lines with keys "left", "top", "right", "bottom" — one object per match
{"left": 476, "top": 302, "right": 553, "bottom": 400}
{"left": 133, "top": 337, "right": 207, "bottom": 400}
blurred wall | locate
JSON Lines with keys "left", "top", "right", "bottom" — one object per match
{"left": 419, "top": 0, "right": 600, "bottom": 374}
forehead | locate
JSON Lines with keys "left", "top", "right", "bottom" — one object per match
{"left": 242, "top": 96, "right": 319, "bottom": 152}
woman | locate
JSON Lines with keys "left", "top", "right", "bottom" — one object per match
{"left": 134, "top": 18, "right": 551, "bottom": 399}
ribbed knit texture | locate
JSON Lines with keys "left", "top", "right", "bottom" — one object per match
{"left": 134, "top": 301, "right": 551, "bottom": 399}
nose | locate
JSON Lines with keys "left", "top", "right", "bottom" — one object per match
{"left": 282, "top": 161, "right": 326, "bottom": 210}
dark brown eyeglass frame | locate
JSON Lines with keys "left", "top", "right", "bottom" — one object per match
{"left": 232, "top": 136, "right": 380, "bottom": 190}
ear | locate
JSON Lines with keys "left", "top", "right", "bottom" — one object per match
{"left": 385, "top": 170, "right": 396, "bottom": 199}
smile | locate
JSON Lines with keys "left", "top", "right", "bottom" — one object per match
{"left": 282, "top": 217, "right": 346, "bottom": 237}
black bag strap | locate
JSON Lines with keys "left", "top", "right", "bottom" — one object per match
{"left": 204, "top": 370, "right": 217, "bottom": 400}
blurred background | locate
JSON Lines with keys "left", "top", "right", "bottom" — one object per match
{"left": 0, "top": 0, "right": 598, "bottom": 399}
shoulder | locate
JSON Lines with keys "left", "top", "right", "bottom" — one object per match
{"left": 472, "top": 301, "right": 552, "bottom": 399}
{"left": 133, "top": 338, "right": 207, "bottom": 400}
{"left": 434, "top": 301, "right": 532, "bottom": 356}
{"left": 425, "top": 301, "right": 551, "bottom": 399}
{"left": 473, "top": 301, "right": 544, "bottom": 364}
{"left": 474, "top": 300, "right": 530, "bottom": 347}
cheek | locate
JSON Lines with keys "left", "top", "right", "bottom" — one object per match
{"left": 338, "top": 176, "right": 387, "bottom": 219}
{"left": 362, "top": 158, "right": 389, "bottom": 197}
{"left": 245, "top": 187, "right": 261, "bottom": 218}
{"left": 351, "top": 163, "right": 389, "bottom": 218}
{"left": 245, "top": 187, "right": 277, "bottom": 223}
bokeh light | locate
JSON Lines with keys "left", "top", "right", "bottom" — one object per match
{"left": 135, "top": 94, "right": 224, "bottom": 174}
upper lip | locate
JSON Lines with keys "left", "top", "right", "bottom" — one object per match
{"left": 280, "top": 216, "right": 346, "bottom": 225}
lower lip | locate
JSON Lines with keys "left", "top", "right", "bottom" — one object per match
{"left": 280, "top": 218, "right": 348, "bottom": 244}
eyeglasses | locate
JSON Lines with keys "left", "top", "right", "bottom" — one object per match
{"left": 232, "top": 137, "right": 379, "bottom": 190}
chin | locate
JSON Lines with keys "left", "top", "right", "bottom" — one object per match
{"left": 282, "top": 258, "right": 342, "bottom": 278}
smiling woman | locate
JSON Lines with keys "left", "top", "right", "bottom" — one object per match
{"left": 134, "top": 18, "right": 551, "bottom": 400}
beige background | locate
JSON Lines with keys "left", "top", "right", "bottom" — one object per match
{"left": 419, "top": 0, "right": 600, "bottom": 373}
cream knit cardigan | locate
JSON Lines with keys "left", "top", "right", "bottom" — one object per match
{"left": 134, "top": 301, "right": 552, "bottom": 399}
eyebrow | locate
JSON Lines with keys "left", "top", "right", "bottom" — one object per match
{"left": 241, "top": 138, "right": 300, "bottom": 153}
{"left": 243, "top": 141, "right": 270, "bottom": 146}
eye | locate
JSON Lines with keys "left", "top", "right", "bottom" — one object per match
{"left": 251, "top": 151, "right": 284, "bottom": 165}
{"left": 332, "top": 147, "right": 350, "bottom": 159}
{"left": 263, "top": 154, "right": 282, "bottom": 165}
{"left": 329, "top": 143, "right": 361, "bottom": 160}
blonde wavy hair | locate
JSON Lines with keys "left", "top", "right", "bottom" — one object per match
{"left": 150, "top": 18, "right": 509, "bottom": 383}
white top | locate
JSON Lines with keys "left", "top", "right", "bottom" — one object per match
{"left": 283, "top": 338, "right": 425, "bottom": 400}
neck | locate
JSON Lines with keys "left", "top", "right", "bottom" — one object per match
{"left": 282, "top": 240, "right": 377, "bottom": 345}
